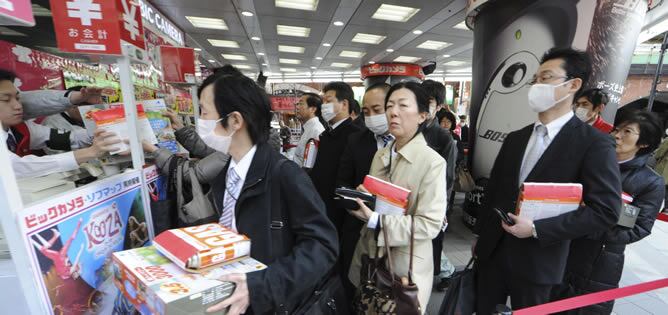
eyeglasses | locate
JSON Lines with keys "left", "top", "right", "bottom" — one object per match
{"left": 529, "top": 74, "right": 571, "bottom": 85}
{"left": 610, "top": 127, "right": 640, "bottom": 137}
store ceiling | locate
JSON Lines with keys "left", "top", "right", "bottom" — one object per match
{"left": 0, "top": 0, "right": 474, "bottom": 80}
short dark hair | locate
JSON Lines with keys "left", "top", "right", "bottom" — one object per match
{"left": 437, "top": 109, "right": 457, "bottom": 131}
{"left": 576, "top": 88, "right": 609, "bottom": 109}
{"left": 385, "top": 82, "right": 430, "bottom": 114}
{"left": 323, "top": 81, "right": 355, "bottom": 114}
{"left": 540, "top": 47, "right": 592, "bottom": 95}
{"left": 351, "top": 99, "right": 361, "bottom": 115}
{"left": 615, "top": 110, "right": 663, "bottom": 156}
{"left": 302, "top": 92, "right": 322, "bottom": 116}
{"left": 0, "top": 69, "right": 16, "bottom": 83}
{"left": 198, "top": 65, "right": 244, "bottom": 98}
{"left": 213, "top": 74, "right": 271, "bottom": 144}
{"left": 366, "top": 82, "right": 391, "bottom": 93}
{"left": 421, "top": 79, "right": 446, "bottom": 105}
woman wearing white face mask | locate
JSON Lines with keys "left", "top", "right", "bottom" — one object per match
{"left": 573, "top": 88, "right": 613, "bottom": 134}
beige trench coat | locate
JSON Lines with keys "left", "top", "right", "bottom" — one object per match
{"left": 348, "top": 133, "right": 447, "bottom": 313}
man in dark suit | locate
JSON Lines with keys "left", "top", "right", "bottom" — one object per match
{"left": 336, "top": 83, "right": 392, "bottom": 299}
{"left": 310, "top": 81, "right": 361, "bottom": 234}
{"left": 473, "top": 48, "right": 622, "bottom": 313}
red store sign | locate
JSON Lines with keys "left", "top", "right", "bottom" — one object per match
{"left": 361, "top": 63, "right": 425, "bottom": 80}
{"left": 49, "top": 0, "right": 145, "bottom": 55}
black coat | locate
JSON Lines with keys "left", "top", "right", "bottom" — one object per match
{"left": 474, "top": 116, "right": 622, "bottom": 285}
{"left": 210, "top": 143, "right": 339, "bottom": 314}
{"left": 560, "top": 154, "right": 665, "bottom": 314}
{"left": 310, "top": 118, "right": 361, "bottom": 231}
{"left": 422, "top": 119, "right": 457, "bottom": 191}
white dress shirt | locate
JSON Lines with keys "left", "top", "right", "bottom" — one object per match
{"left": 24, "top": 120, "right": 92, "bottom": 151}
{"left": 2, "top": 128, "right": 79, "bottom": 178}
{"left": 223, "top": 145, "right": 257, "bottom": 231}
{"left": 294, "top": 117, "right": 325, "bottom": 167}
{"left": 520, "top": 111, "right": 574, "bottom": 175}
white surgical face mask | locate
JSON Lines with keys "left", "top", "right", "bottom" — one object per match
{"left": 527, "top": 81, "right": 571, "bottom": 113}
{"left": 321, "top": 102, "right": 336, "bottom": 122}
{"left": 574, "top": 107, "right": 592, "bottom": 122}
{"left": 196, "top": 116, "right": 235, "bottom": 154}
{"left": 365, "top": 113, "right": 389, "bottom": 136}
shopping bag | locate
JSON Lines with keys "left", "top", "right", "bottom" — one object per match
{"left": 454, "top": 164, "right": 475, "bottom": 192}
{"left": 438, "top": 258, "right": 476, "bottom": 315}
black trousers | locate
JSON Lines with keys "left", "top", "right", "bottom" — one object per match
{"left": 476, "top": 239, "right": 554, "bottom": 314}
{"left": 432, "top": 230, "right": 444, "bottom": 276}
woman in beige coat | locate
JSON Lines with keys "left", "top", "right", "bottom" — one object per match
{"left": 348, "top": 82, "right": 447, "bottom": 313}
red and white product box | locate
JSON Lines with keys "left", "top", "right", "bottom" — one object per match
{"left": 363, "top": 175, "right": 411, "bottom": 216}
{"left": 113, "top": 246, "right": 266, "bottom": 315}
{"left": 516, "top": 183, "right": 583, "bottom": 221}
{"left": 154, "top": 223, "right": 251, "bottom": 271}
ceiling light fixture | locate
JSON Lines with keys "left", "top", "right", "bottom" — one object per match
{"left": 208, "top": 60, "right": 216, "bottom": 62}
{"left": 417, "top": 40, "right": 451, "bottom": 50}
{"left": 323, "top": 43, "right": 331, "bottom": 47}
{"left": 262, "top": 63, "right": 268, "bottom": 66}
{"left": 31, "top": 4, "right": 52, "bottom": 17}
{"left": 351, "top": 33, "right": 386, "bottom": 45}
{"left": 208, "top": 39, "right": 240, "bottom": 48}
{"left": 277, "top": 24, "right": 311, "bottom": 37}
{"left": 234, "top": 64, "right": 252, "bottom": 69}
{"left": 368, "top": 61, "right": 376, "bottom": 64}
{"left": 394, "top": 56, "right": 421, "bottom": 63}
{"left": 333, "top": 21, "right": 345, "bottom": 26}
{"left": 194, "top": 48, "right": 202, "bottom": 51}
{"left": 310, "top": 66, "right": 317, "bottom": 69}
{"left": 251, "top": 36, "right": 261, "bottom": 41}
{"left": 339, "top": 50, "right": 366, "bottom": 58}
{"left": 278, "top": 45, "right": 305, "bottom": 54}
{"left": 316, "top": 57, "right": 323, "bottom": 60}
{"left": 386, "top": 48, "right": 394, "bottom": 52}
{"left": 444, "top": 60, "right": 467, "bottom": 66}
{"left": 186, "top": 16, "right": 228, "bottom": 30}
{"left": 372, "top": 4, "right": 420, "bottom": 22}
{"left": 413, "top": 30, "right": 423, "bottom": 35}
{"left": 222, "top": 54, "right": 247, "bottom": 60}
{"left": 443, "top": 54, "right": 451, "bottom": 58}
{"left": 241, "top": 11, "right": 254, "bottom": 17}
{"left": 257, "top": 52, "right": 265, "bottom": 56}
{"left": 275, "top": 0, "right": 319, "bottom": 11}
{"left": 331, "top": 62, "right": 352, "bottom": 68}
{"left": 281, "top": 68, "right": 297, "bottom": 72}
{"left": 279, "top": 58, "right": 301, "bottom": 64}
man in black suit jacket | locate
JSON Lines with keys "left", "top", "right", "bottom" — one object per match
{"left": 473, "top": 48, "right": 622, "bottom": 313}
{"left": 310, "top": 82, "right": 361, "bottom": 234}
{"left": 337, "top": 83, "right": 392, "bottom": 299}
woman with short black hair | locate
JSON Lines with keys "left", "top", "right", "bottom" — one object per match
{"left": 558, "top": 110, "right": 665, "bottom": 314}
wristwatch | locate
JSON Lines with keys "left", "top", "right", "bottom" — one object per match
{"left": 531, "top": 223, "right": 538, "bottom": 239}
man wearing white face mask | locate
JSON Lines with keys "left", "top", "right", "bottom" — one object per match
{"left": 573, "top": 88, "right": 614, "bottom": 134}
{"left": 472, "top": 48, "right": 622, "bottom": 313}
{"left": 336, "top": 83, "right": 392, "bottom": 301}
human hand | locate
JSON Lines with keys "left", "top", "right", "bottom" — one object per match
{"left": 206, "top": 274, "right": 249, "bottom": 315}
{"left": 348, "top": 198, "right": 373, "bottom": 222}
{"left": 163, "top": 109, "right": 184, "bottom": 130}
{"left": 89, "top": 129, "right": 122, "bottom": 157}
{"left": 142, "top": 140, "right": 159, "bottom": 153}
{"left": 501, "top": 213, "right": 534, "bottom": 239}
{"left": 356, "top": 184, "right": 369, "bottom": 194}
{"left": 70, "top": 87, "right": 104, "bottom": 105}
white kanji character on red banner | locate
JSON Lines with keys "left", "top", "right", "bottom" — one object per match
{"left": 83, "top": 29, "right": 94, "bottom": 39}
{"left": 120, "top": 0, "right": 140, "bottom": 40}
{"left": 66, "top": 0, "right": 103, "bottom": 26}
{"left": 98, "top": 29, "right": 108, "bottom": 39}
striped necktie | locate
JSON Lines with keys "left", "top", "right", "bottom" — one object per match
{"left": 6, "top": 132, "right": 17, "bottom": 153}
{"left": 379, "top": 134, "right": 394, "bottom": 147}
{"left": 220, "top": 168, "right": 241, "bottom": 228}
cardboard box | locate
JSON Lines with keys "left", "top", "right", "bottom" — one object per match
{"left": 363, "top": 175, "right": 411, "bottom": 216}
{"left": 516, "top": 183, "right": 583, "bottom": 221}
{"left": 112, "top": 246, "right": 265, "bottom": 315}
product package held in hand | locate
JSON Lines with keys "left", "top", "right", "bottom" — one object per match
{"left": 516, "top": 182, "right": 583, "bottom": 221}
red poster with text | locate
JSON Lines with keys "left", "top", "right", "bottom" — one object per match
{"left": 49, "top": 0, "right": 122, "bottom": 54}
{"left": 116, "top": 0, "right": 145, "bottom": 50}
{"left": 160, "top": 46, "right": 196, "bottom": 83}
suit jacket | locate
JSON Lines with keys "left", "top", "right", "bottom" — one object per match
{"left": 337, "top": 129, "right": 379, "bottom": 188}
{"left": 474, "top": 116, "right": 621, "bottom": 285}
{"left": 310, "top": 118, "right": 361, "bottom": 231}
{"left": 422, "top": 120, "right": 456, "bottom": 191}
{"left": 349, "top": 133, "right": 447, "bottom": 311}
{"left": 210, "top": 143, "right": 339, "bottom": 314}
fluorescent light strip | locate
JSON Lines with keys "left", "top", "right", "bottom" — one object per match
{"left": 279, "top": 58, "right": 301, "bottom": 64}
{"left": 31, "top": 4, "right": 52, "bottom": 17}
{"left": 417, "top": 40, "right": 452, "bottom": 50}
{"left": 281, "top": 68, "right": 297, "bottom": 72}
{"left": 278, "top": 45, "right": 305, "bottom": 53}
{"left": 339, "top": 50, "right": 366, "bottom": 58}
{"left": 222, "top": 54, "right": 247, "bottom": 61}
{"left": 275, "top": 0, "right": 319, "bottom": 11}
{"left": 277, "top": 25, "right": 311, "bottom": 37}
{"left": 331, "top": 63, "right": 352, "bottom": 68}
{"left": 208, "top": 39, "right": 240, "bottom": 48}
{"left": 234, "top": 64, "right": 251, "bottom": 69}
{"left": 372, "top": 4, "right": 420, "bottom": 22}
{"left": 351, "top": 33, "right": 386, "bottom": 45}
{"left": 444, "top": 61, "right": 467, "bottom": 66}
{"left": 186, "top": 16, "right": 228, "bottom": 30}
{"left": 394, "top": 56, "right": 420, "bottom": 63}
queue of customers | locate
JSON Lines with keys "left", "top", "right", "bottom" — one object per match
{"left": 1, "top": 45, "right": 666, "bottom": 315}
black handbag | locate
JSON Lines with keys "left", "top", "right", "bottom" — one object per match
{"left": 438, "top": 258, "right": 476, "bottom": 315}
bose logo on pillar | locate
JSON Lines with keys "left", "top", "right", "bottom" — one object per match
{"left": 137, "top": 0, "right": 184, "bottom": 46}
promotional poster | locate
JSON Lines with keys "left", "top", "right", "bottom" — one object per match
{"left": 18, "top": 171, "right": 150, "bottom": 314}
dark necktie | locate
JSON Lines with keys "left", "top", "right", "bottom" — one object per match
{"left": 6, "top": 132, "right": 17, "bottom": 153}
{"left": 379, "top": 134, "right": 394, "bottom": 147}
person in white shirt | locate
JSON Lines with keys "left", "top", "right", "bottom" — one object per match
{"left": 41, "top": 86, "right": 90, "bottom": 133}
{"left": 0, "top": 69, "right": 120, "bottom": 178}
{"left": 293, "top": 92, "right": 325, "bottom": 167}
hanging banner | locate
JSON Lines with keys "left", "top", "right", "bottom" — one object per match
{"left": 465, "top": 0, "right": 648, "bottom": 227}
{"left": 49, "top": 0, "right": 123, "bottom": 54}
{"left": 0, "top": 0, "right": 35, "bottom": 26}
{"left": 17, "top": 171, "right": 150, "bottom": 314}
{"left": 159, "top": 46, "right": 196, "bottom": 84}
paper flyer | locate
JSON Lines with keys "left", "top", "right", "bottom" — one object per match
{"left": 17, "top": 171, "right": 151, "bottom": 315}
{"left": 142, "top": 99, "right": 179, "bottom": 153}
